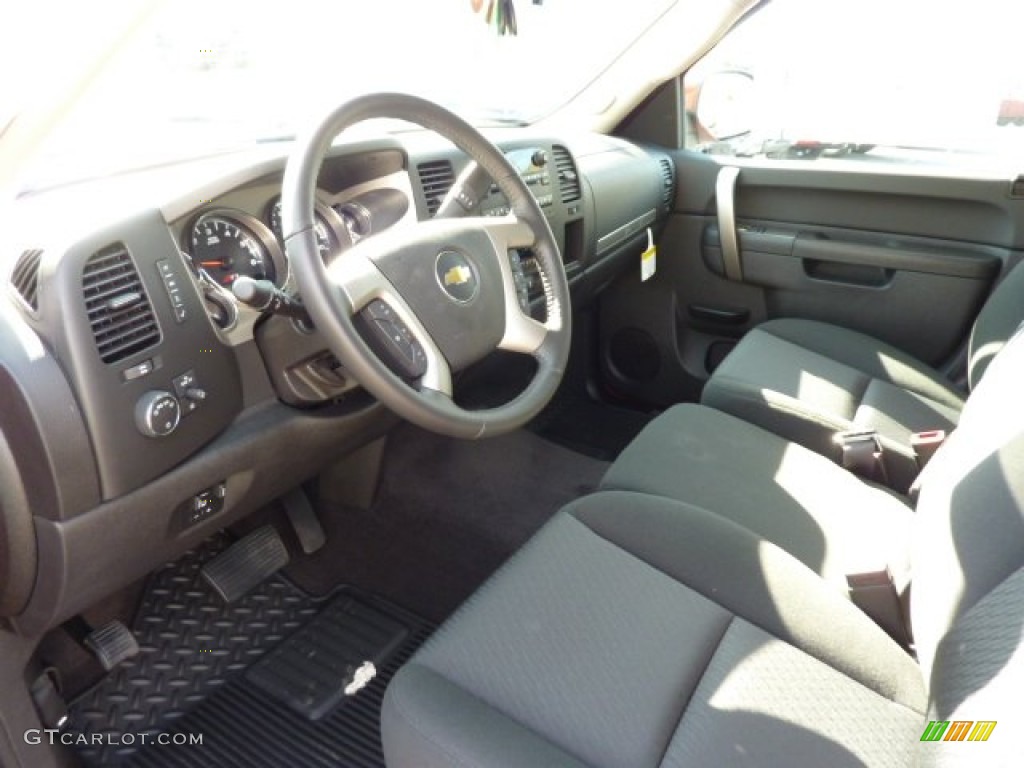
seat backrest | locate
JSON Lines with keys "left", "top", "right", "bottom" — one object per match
{"left": 913, "top": 325, "right": 1024, "bottom": 763}
{"left": 967, "top": 259, "right": 1024, "bottom": 389}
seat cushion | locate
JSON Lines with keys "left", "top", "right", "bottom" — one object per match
{"left": 967, "top": 258, "right": 1024, "bottom": 389}
{"left": 600, "top": 404, "right": 915, "bottom": 592}
{"left": 701, "top": 318, "right": 964, "bottom": 491}
{"left": 382, "top": 491, "right": 925, "bottom": 768}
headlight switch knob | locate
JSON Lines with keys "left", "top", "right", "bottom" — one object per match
{"left": 135, "top": 390, "right": 181, "bottom": 438}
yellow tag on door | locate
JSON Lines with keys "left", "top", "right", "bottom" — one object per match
{"left": 641, "top": 228, "right": 657, "bottom": 282}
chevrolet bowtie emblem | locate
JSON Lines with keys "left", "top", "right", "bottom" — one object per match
{"left": 443, "top": 265, "right": 473, "bottom": 287}
{"left": 436, "top": 251, "right": 478, "bottom": 303}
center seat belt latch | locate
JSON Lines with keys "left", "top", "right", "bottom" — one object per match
{"left": 910, "top": 429, "right": 946, "bottom": 470}
{"left": 907, "top": 429, "right": 950, "bottom": 502}
{"left": 833, "top": 429, "right": 888, "bottom": 484}
{"left": 846, "top": 567, "right": 910, "bottom": 647}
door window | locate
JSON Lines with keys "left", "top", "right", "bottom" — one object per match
{"left": 685, "top": 0, "right": 1024, "bottom": 170}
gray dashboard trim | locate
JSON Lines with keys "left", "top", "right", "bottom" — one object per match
{"left": 597, "top": 209, "right": 657, "bottom": 256}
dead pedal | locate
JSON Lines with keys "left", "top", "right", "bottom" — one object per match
{"left": 84, "top": 621, "right": 140, "bottom": 671}
{"left": 201, "top": 525, "right": 289, "bottom": 603}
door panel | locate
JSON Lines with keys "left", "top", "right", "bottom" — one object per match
{"left": 598, "top": 151, "right": 1022, "bottom": 407}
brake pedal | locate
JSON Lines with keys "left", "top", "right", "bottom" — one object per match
{"left": 84, "top": 621, "right": 140, "bottom": 671}
{"left": 201, "top": 525, "right": 289, "bottom": 603}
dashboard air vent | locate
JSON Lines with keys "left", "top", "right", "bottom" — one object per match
{"left": 417, "top": 159, "right": 455, "bottom": 216}
{"left": 83, "top": 243, "right": 161, "bottom": 364}
{"left": 10, "top": 249, "right": 44, "bottom": 311}
{"left": 658, "top": 157, "right": 675, "bottom": 209}
{"left": 552, "top": 145, "right": 581, "bottom": 204}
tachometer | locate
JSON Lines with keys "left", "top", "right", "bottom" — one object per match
{"left": 188, "top": 212, "right": 283, "bottom": 289}
{"left": 267, "top": 198, "right": 340, "bottom": 261}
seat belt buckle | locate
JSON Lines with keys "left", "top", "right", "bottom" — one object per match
{"left": 846, "top": 567, "right": 910, "bottom": 647}
{"left": 910, "top": 429, "right": 946, "bottom": 470}
{"left": 833, "top": 429, "right": 887, "bottom": 484}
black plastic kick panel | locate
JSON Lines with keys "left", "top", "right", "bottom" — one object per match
{"left": 43, "top": 209, "right": 242, "bottom": 500}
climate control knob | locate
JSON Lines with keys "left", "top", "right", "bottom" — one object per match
{"left": 135, "top": 390, "right": 181, "bottom": 438}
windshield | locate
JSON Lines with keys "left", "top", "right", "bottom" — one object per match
{"left": 10, "top": 0, "right": 676, "bottom": 191}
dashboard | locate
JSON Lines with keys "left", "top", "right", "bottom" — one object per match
{"left": 0, "top": 127, "right": 674, "bottom": 634}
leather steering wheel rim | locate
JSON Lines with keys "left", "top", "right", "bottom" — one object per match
{"left": 280, "top": 93, "right": 571, "bottom": 439}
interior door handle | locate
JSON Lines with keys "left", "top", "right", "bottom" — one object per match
{"left": 689, "top": 304, "right": 750, "bottom": 325}
{"left": 715, "top": 166, "right": 743, "bottom": 281}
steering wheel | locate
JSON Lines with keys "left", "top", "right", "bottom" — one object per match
{"left": 280, "top": 94, "right": 571, "bottom": 439}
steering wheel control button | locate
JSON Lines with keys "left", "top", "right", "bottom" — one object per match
{"left": 435, "top": 250, "right": 479, "bottom": 304}
{"left": 358, "top": 300, "right": 428, "bottom": 379}
{"left": 508, "top": 252, "right": 531, "bottom": 313}
{"left": 122, "top": 358, "right": 154, "bottom": 382}
{"left": 135, "top": 390, "right": 181, "bottom": 438}
{"left": 455, "top": 187, "right": 477, "bottom": 211}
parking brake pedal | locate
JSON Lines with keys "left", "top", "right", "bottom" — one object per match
{"left": 201, "top": 525, "right": 289, "bottom": 603}
{"left": 84, "top": 621, "right": 140, "bottom": 671}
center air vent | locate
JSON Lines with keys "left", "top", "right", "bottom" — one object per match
{"left": 83, "top": 243, "right": 161, "bottom": 364}
{"left": 417, "top": 159, "right": 455, "bottom": 216}
{"left": 658, "top": 157, "right": 675, "bottom": 209}
{"left": 10, "top": 248, "right": 44, "bottom": 311}
{"left": 552, "top": 145, "right": 581, "bottom": 204}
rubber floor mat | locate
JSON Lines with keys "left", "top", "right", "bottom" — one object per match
{"left": 68, "top": 534, "right": 433, "bottom": 767}
{"left": 246, "top": 594, "right": 409, "bottom": 719}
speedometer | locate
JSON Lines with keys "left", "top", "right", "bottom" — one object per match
{"left": 188, "top": 212, "right": 283, "bottom": 289}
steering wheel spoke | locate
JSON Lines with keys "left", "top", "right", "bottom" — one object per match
{"left": 499, "top": 310, "right": 549, "bottom": 355}
{"left": 327, "top": 247, "right": 453, "bottom": 396}
{"left": 325, "top": 246, "right": 391, "bottom": 312}
{"left": 479, "top": 213, "right": 536, "bottom": 252}
{"left": 397, "top": 309, "right": 453, "bottom": 397}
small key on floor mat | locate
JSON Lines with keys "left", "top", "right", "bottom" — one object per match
{"left": 201, "top": 525, "right": 289, "bottom": 603}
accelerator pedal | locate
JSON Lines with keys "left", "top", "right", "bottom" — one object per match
{"left": 84, "top": 621, "right": 140, "bottom": 671}
{"left": 201, "top": 525, "right": 289, "bottom": 603}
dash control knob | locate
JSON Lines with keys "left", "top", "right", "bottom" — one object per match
{"left": 135, "top": 390, "right": 181, "bottom": 438}
{"left": 531, "top": 149, "right": 549, "bottom": 167}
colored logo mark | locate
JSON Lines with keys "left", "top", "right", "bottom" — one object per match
{"left": 920, "top": 720, "right": 997, "bottom": 742}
